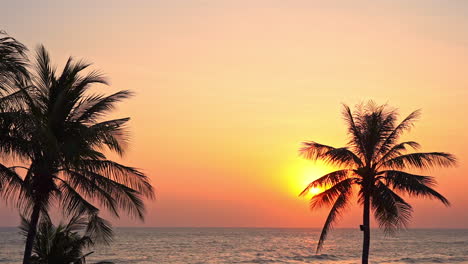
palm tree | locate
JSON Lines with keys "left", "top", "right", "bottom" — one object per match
{"left": 20, "top": 214, "right": 114, "bottom": 264}
{"left": 0, "top": 45, "right": 154, "bottom": 264}
{"left": 299, "top": 102, "right": 456, "bottom": 264}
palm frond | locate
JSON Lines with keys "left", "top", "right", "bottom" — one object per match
{"left": 0, "top": 164, "right": 32, "bottom": 212}
{"left": 73, "top": 90, "right": 133, "bottom": 123}
{"left": 58, "top": 180, "right": 99, "bottom": 216}
{"left": 376, "top": 141, "right": 421, "bottom": 167}
{"left": 310, "top": 178, "right": 355, "bottom": 210}
{"left": 376, "top": 110, "right": 421, "bottom": 158}
{"left": 33, "top": 45, "right": 55, "bottom": 95}
{"left": 19, "top": 214, "right": 32, "bottom": 238}
{"left": 85, "top": 213, "right": 113, "bottom": 245}
{"left": 62, "top": 168, "right": 148, "bottom": 219}
{"left": 63, "top": 213, "right": 89, "bottom": 233}
{"left": 0, "top": 86, "right": 32, "bottom": 111}
{"left": 73, "top": 159, "right": 154, "bottom": 199}
{"left": 372, "top": 181, "right": 412, "bottom": 233}
{"left": 0, "top": 31, "right": 29, "bottom": 91}
{"left": 357, "top": 104, "right": 397, "bottom": 164}
{"left": 299, "top": 142, "right": 334, "bottom": 160}
{"left": 86, "top": 118, "right": 130, "bottom": 156}
{"left": 300, "top": 142, "right": 363, "bottom": 167}
{"left": 72, "top": 68, "right": 108, "bottom": 94}
{"left": 299, "top": 170, "right": 349, "bottom": 197}
{"left": 383, "top": 152, "right": 456, "bottom": 170}
{"left": 316, "top": 189, "right": 352, "bottom": 252}
{"left": 342, "top": 104, "right": 366, "bottom": 160}
{"left": 59, "top": 171, "right": 120, "bottom": 217}
{"left": 383, "top": 170, "right": 449, "bottom": 205}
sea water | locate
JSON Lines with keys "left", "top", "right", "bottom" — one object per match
{"left": 1, "top": 227, "right": 467, "bottom": 263}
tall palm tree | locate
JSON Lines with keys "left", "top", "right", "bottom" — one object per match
{"left": 20, "top": 214, "right": 114, "bottom": 264}
{"left": 299, "top": 102, "right": 456, "bottom": 264}
{"left": 0, "top": 45, "right": 154, "bottom": 264}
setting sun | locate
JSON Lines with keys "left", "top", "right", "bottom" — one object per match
{"left": 307, "top": 186, "right": 324, "bottom": 196}
{"left": 285, "top": 159, "right": 335, "bottom": 198}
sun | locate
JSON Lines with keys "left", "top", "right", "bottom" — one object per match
{"left": 307, "top": 186, "right": 323, "bottom": 196}
{"left": 285, "top": 159, "right": 335, "bottom": 198}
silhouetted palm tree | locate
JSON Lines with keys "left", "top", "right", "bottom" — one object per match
{"left": 20, "top": 214, "right": 114, "bottom": 264}
{"left": 299, "top": 102, "right": 456, "bottom": 264}
{"left": 0, "top": 45, "right": 154, "bottom": 264}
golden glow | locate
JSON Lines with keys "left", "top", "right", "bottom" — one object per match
{"left": 286, "top": 159, "right": 336, "bottom": 198}
{"left": 2, "top": 0, "right": 466, "bottom": 228}
{"left": 307, "top": 186, "right": 324, "bottom": 196}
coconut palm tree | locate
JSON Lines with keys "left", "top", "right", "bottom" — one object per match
{"left": 299, "top": 102, "right": 456, "bottom": 264}
{"left": 20, "top": 214, "right": 114, "bottom": 264}
{"left": 0, "top": 45, "right": 154, "bottom": 264}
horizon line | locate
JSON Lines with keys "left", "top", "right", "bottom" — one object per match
{"left": 1, "top": 226, "right": 468, "bottom": 230}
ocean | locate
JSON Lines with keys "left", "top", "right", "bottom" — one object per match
{"left": 1, "top": 227, "right": 467, "bottom": 264}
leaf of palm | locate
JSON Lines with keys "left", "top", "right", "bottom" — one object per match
{"left": 0, "top": 164, "right": 32, "bottom": 212}
{"left": 300, "top": 142, "right": 363, "bottom": 167}
{"left": 358, "top": 106, "right": 397, "bottom": 163}
{"left": 83, "top": 118, "right": 131, "bottom": 156}
{"left": 299, "top": 141, "right": 334, "bottom": 160}
{"left": 300, "top": 170, "right": 349, "bottom": 197}
{"left": 310, "top": 178, "right": 355, "bottom": 210}
{"left": 73, "top": 159, "right": 154, "bottom": 199}
{"left": 375, "top": 141, "right": 420, "bottom": 167}
{"left": 63, "top": 214, "right": 89, "bottom": 233}
{"left": 316, "top": 188, "right": 352, "bottom": 253}
{"left": 63, "top": 169, "right": 146, "bottom": 219}
{"left": 371, "top": 181, "right": 413, "bottom": 233}
{"left": 85, "top": 213, "right": 113, "bottom": 245}
{"left": 382, "top": 170, "right": 449, "bottom": 205}
{"left": 52, "top": 67, "right": 108, "bottom": 125}
{"left": 73, "top": 90, "right": 133, "bottom": 123}
{"left": 0, "top": 86, "right": 32, "bottom": 111}
{"left": 376, "top": 110, "right": 421, "bottom": 157}
{"left": 60, "top": 171, "right": 120, "bottom": 217}
{"left": 342, "top": 104, "right": 366, "bottom": 159}
{"left": 0, "top": 31, "right": 28, "bottom": 90}
{"left": 56, "top": 182, "right": 114, "bottom": 245}
{"left": 382, "top": 152, "right": 456, "bottom": 170}
{"left": 33, "top": 45, "right": 56, "bottom": 94}
{"left": 58, "top": 180, "right": 99, "bottom": 216}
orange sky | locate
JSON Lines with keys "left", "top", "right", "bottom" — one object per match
{"left": 2, "top": 0, "right": 468, "bottom": 228}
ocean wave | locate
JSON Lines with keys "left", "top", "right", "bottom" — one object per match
{"left": 394, "top": 256, "right": 468, "bottom": 263}
{"left": 433, "top": 240, "right": 467, "bottom": 245}
{"left": 285, "top": 253, "right": 340, "bottom": 261}
{"left": 239, "top": 257, "right": 279, "bottom": 263}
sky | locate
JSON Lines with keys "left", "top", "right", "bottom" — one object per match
{"left": 1, "top": 0, "right": 468, "bottom": 228}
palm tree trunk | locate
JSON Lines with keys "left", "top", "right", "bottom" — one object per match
{"left": 362, "top": 192, "right": 371, "bottom": 264}
{"left": 22, "top": 203, "right": 41, "bottom": 264}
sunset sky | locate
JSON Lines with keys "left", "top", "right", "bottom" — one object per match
{"left": 2, "top": 0, "right": 468, "bottom": 228}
